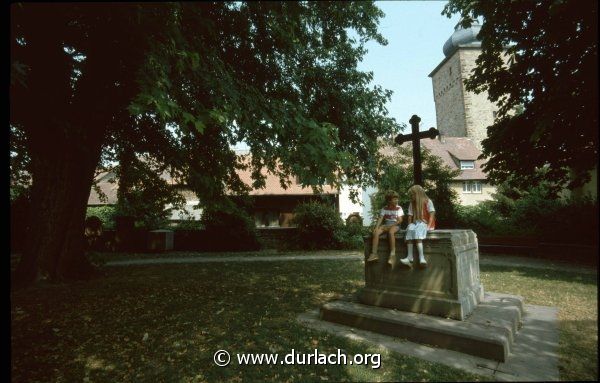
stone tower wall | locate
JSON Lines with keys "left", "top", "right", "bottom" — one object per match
{"left": 459, "top": 49, "right": 497, "bottom": 150}
{"left": 431, "top": 53, "right": 467, "bottom": 138}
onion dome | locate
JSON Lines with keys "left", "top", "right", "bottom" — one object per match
{"left": 442, "top": 20, "right": 482, "bottom": 57}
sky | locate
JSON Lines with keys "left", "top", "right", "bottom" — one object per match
{"left": 358, "top": 1, "right": 461, "bottom": 133}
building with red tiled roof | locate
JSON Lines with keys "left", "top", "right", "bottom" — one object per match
{"left": 421, "top": 137, "right": 494, "bottom": 205}
{"left": 87, "top": 159, "right": 340, "bottom": 227}
{"left": 378, "top": 136, "right": 494, "bottom": 206}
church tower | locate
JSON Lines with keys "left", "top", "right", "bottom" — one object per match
{"left": 429, "top": 21, "right": 498, "bottom": 150}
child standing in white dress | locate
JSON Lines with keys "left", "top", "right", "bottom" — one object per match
{"left": 400, "top": 185, "right": 435, "bottom": 268}
{"left": 367, "top": 190, "right": 404, "bottom": 267}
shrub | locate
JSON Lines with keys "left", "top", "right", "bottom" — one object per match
{"left": 535, "top": 196, "right": 598, "bottom": 244}
{"left": 334, "top": 221, "right": 368, "bottom": 250}
{"left": 86, "top": 206, "right": 117, "bottom": 230}
{"left": 291, "top": 201, "right": 345, "bottom": 250}
{"left": 171, "top": 219, "right": 204, "bottom": 231}
{"left": 455, "top": 201, "right": 514, "bottom": 237}
{"left": 200, "top": 206, "right": 260, "bottom": 251}
{"left": 455, "top": 183, "right": 599, "bottom": 244}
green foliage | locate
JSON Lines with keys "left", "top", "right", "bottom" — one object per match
{"left": 455, "top": 182, "right": 599, "bottom": 243}
{"left": 371, "top": 143, "right": 461, "bottom": 228}
{"left": 200, "top": 203, "right": 260, "bottom": 251}
{"left": 334, "top": 222, "right": 369, "bottom": 250}
{"left": 8, "top": 2, "right": 399, "bottom": 280}
{"left": 291, "top": 201, "right": 345, "bottom": 250}
{"left": 443, "top": 0, "right": 598, "bottom": 190}
{"left": 86, "top": 206, "right": 117, "bottom": 230}
{"left": 10, "top": 124, "right": 30, "bottom": 197}
{"left": 455, "top": 202, "right": 513, "bottom": 236}
{"left": 112, "top": 153, "right": 187, "bottom": 230}
{"left": 548, "top": 196, "right": 599, "bottom": 245}
{"left": 171, "top": 219, "right": 204, "bottom": 231}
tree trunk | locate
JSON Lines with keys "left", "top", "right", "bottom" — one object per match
{"left": 12, "top": 123, "right": 106, "bottom": 288}
{"left": 10, "top": 4, "right": 146, "bottom": 288}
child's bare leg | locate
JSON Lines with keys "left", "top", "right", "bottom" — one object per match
{"left": 367, "top": 227, "right": 384, "bottom": 262}
{"left": 388, "top": 226, "right": 399, "bottom": 254}
{"left": 387, "top": 226, "right": 400, "bottom": 267}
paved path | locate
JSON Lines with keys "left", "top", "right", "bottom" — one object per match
{"left": 104, "top": 251, "right": 596, "bottom": 274}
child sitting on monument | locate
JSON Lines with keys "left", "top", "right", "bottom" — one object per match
{"left": 367, "top": 190, "right": 404, "bottom": 265}
{"left": 400, "top": 185, "right": 435, "bottom": 268}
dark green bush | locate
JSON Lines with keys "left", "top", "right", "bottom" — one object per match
{"left": 455, "top": 201, "right": 514, "bottom": 236}
{"left": 535, "top": 196, "right": 598, "bottom": 244}
{"left": 334, "top": 222, "right": 369, "bottom": 250}
{"left": 86, "top": 206, "right": 117, "bottom": 230}
{"left": 200, "top": 206, "right": 260, "bottom": 251}
{"left": 171, "top": 219, "right": 204, "bottom": 231}
{"left": 291, "top": 201, "right": 345, "bottom": 250}
{"left": 455, "top": 183, "right": 598, "bottom": 243}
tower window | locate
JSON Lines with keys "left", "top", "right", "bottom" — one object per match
{"left": 492, "top": 111, "right": 498, "bottom": 119}
{"left": 449, "top": 66, "right": 452, "bottom": 76}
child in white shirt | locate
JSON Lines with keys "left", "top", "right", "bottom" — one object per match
{"left": 367, "top": 190, "right": 404, "bottom": 268}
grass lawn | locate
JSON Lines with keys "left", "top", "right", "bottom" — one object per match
{"left": 11, "top": 252, "right": 597, "bottom": 382}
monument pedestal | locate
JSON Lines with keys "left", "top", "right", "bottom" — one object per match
{"left": 319, "top": 229, "right": 525, "bottom": 362}
{"left": 360, "top": 230, "right": 484, "bottom": 320}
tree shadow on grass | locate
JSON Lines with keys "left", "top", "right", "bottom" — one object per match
{"left": 11, "top": 259, "right": 495, "bottom": 382}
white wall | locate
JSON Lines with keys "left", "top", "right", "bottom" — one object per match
{"left": 338, "top": 185, "right": 364, "bottom": 222}
{"left": 166, "top": 200, "right": 203, "bottom": 221}
{"left": 361, "top": 186, "right": 378, "bottom": 226}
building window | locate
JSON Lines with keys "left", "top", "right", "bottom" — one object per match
{"left": 463, "top": 181, "right": 482, "bottom": 194}
{"left": 460, "top": 160, "right": 475, "bottom": 169}
{"left": 449, "top": 66, "right": 452, "bottom": 76}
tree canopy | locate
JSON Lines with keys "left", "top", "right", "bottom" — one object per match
{"left": 10, "top": 2, "right": 399, "bottom": 285}
{"left": 443, "top": 0, "right": 598, "bottom": 190}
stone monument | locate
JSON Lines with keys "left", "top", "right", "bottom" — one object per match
{"left": 320, "top": 230, "right": 525, "bottom": 362}
{"left": 319, "top": 115, "right": 524, "bottom": 362}
{"left": 359, "top": 229, "right": 483, "bottom": 320}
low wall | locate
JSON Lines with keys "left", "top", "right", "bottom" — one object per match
{"left": 90, "top": 227, "right": 299, "bottom": 252}
{"left": 255, "top": 227, "right": 297, "bottom": 250}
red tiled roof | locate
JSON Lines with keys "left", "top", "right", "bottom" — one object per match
{"left": 87, "top": 159, "right": 338, "bottom": 205}
{"left": 236, "top": 166, "right": 338, "bottom": 195}
{"left": 380, "top": 136, "right": 488, "bottom": 181}
{"left": 88, "top": 172, "right": 119, "bottom": 205}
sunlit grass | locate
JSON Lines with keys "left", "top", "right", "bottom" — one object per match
{"left": 480, "top": 265, "right": 598, "bottom": 381}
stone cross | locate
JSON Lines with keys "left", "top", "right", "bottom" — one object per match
{"left": 394, "top": 114, "right": 440, "bottom": 186}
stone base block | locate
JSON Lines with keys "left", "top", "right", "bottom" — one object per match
{"left": 320, "top": 292, "right": 524, "bottom": 362}
{"left": 363, "top": 230, "right": 484, "bottom": 320}
{"left": 358, "top": 285, "right": 484, "bottom": 321}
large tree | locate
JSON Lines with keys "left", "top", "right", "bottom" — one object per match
{"left": 10, "top": 2, "right": 398, "bottom": 286}
{"left": 443, "top": 0, "right": 598, "bottom": 190}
